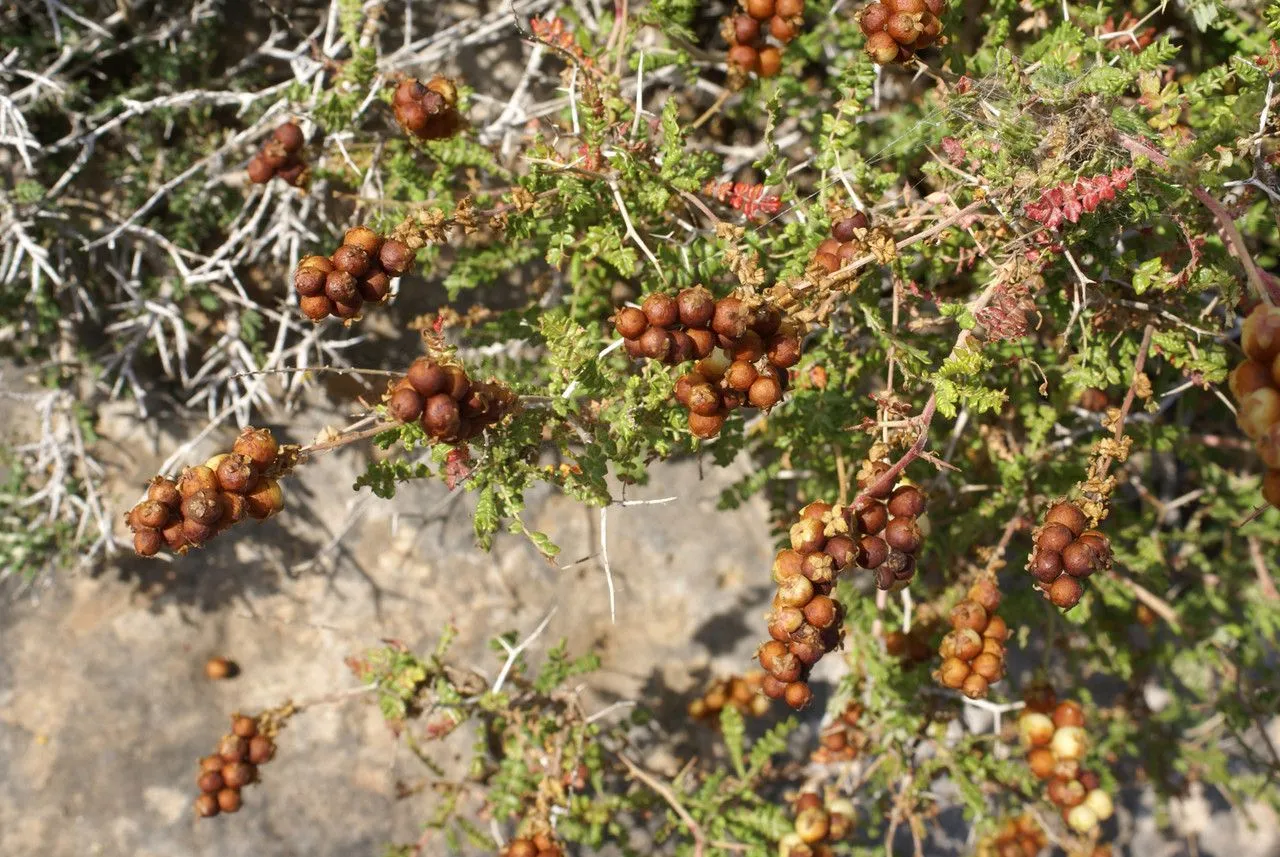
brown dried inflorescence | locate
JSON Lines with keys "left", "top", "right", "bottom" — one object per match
{"left": 1230, "top": 304, "right": 1280, "bottom": 511}
{"left": 1025, "top": 499, "right": 1112, "bottom": 609}
{"left": 616, "top": 288, "right": 800, "bottom": 439}
{"left": 933, "top": 577, "right": 1007, "bottom": 699}
{"left": 723, "top": 0, "right": 806, "bottom": 81}
{"left": 1017, "top": 689, "right": 1115, "bottom": 836}
{"left": 393, "top": 76, "right": 463, "bottom": 141}
{"left": 858, "top": 0, "right": 948, "bottom": 65}
{"left": 125, "top": 427, "right": 286, "bottom": 558}
{"left": 193, "top": 713, "right": 278, "bottom": 819}
{"left": 247, "top": 121, "right": 309, "bottom": 186}
{"left": 385, "top": 355, "right": 517, "bottom": 445}
{"left": 293, "top": 226, "right": 416, "bottom": 323}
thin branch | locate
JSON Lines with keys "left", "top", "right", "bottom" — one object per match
{"left": 617, "top": 754, "right": 705, "bottom": 857}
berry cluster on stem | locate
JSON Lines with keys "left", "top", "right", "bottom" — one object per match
{"left": 812, "top": 702, "right": 864, "bottom": 763}
{"left": 294, "top": 226, "right": 416, "bottom": 322}
{"left": 194, "top": 714, "right": 277, "bottom": 818}
{"left": 1026, "top": 500, "right": 1112, "bottom": 609}
{"left": 810, "top": 211, "right": 872, "bottom": 276}
{"left": 852, "top": 458, "right": 928, "bottom": 591}
{"left": 858, "top": 0, "right": 947, "bottom": 65}
{"left": 393, "top": 76, "right": 462, "bottom": 140}
{"left": 1228, "top": 304, "right": 1280, "bottom": 510}
{"left": 387, "top": 355, "right": 517, "bottom": 444}
{"left": 1018, "top": 689, "right": 1114, "bottom": 836}
{"left": 615, "top": 289, "right": 800, "bottom": 439}
{"left": 779, "top": 792, "right": 856, "bottom": 857}
{"left": 976, "top": 815, "right": 1047, "bottom": 857}
{"left": 686, "top": 671, "right": 770, "bottom": 722}
{"left": 501, "top": 832, "right": 563, "bottom": 857}
{"left": 125, "top": 427, "right": 285, "bottom": 557}
{"left": 935, "top": 577, "right": 1008, "bottom": 700}
{"left": 724, "top": 0, "right": 804, "bottom": 80}
{"left": 246, "top": 121, "right": 308, "bottom": 186}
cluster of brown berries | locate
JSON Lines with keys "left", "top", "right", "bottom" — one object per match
{"left": 934, "top": 578, "right": 1008, "bottom": 700}
{"left": 1228, "top": 304, "right": 1280, "bottom": 510}
{"left": 757, "top": 501, "right": 859, "bottom": 710}
{"left": 1018, "top": 690, "right": 1114, "bottom": 835}
{"left": 852, "top": 465, "right": 927, "bottom": 590}
{"left": 724, "top": 0, "right": 804, "bottom": 79}
{"left": 812, "top": 703, "right": 864, "bottom": 763}
{"left": 194, "top": 714, "right": 276, "bottom": 818}
{"left": 500, "top": 834, "right": 563, "bottom": 857}
{"left": 393, "top": 76, "right": 462, "bottom": 140}
{"left": 779, "top": 792, "right": 856, "bottom": 857}
{"left": 294, "top": 226, "right": 416, "bottom": 322}
{"left": 686, "top": 672, "right": 770, "bottom": 721}
{"left": 858, "top": 0, "right": 946, "bottom": 65}
{"left": 810, "top": 211, "right": 871, "bottom": 275}
{"left": 247, "top": 121, "right": 308, "bottom": 186}
{"left": 1026, "top": 501, "right": 1112, "bottom": 609}
{"left": 386, "top": 356, "right": 516, "bottom": 444}
{"left": 615, "top": 289, "right": 800, "bottom": 439}
{"left": 126, "top": 428, "right": 284, "bottom": 557}
{"left": 975, "top": 815, "right": 1047, "bottom": 857}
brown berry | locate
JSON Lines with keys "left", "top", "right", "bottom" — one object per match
{"left": 854, "top": 498, "right": 888, "bottom": 534}
{"left": 216, "top": 788, "right": 242, "bottom": 813}
{"left": 777, "top": 0, "right": 804, "bottom": 14}
{"left": 857, "top": 535, "right": 889, "bottom": 568}
{"left": 218, "top": 735, "right": 248, "bottom": 763}
{"left": 1027, "top": 747, "right": 1056, "bottom": 779}
{"left": 789, "top": 517, "right": 826, "bottom": 553}
{"left": 357, "top": 269, "right": 392, "bottom": 303}
{"left": 379, "top": 239, "right": 415, "bottom": 276}
{"left": 231, "top": 716, "right": 257, "bottom": 739}
{"left": 770, "top": 15, "right": 798, "bottom": 42}
{"left": 423, "top": 394, "right": 462, "bottom": 439}
{"left": 950, "top": 600, "right": 988, "bottom": 633}
{"left": 866, "top": 30, "right": 900, "bottom": 62}
{"left": 1037, "top": 522, "right": 1074, "bottom": 553}
{"left": 639, "top": 326, "right": 672, "bottom": 361}
{"left": 1030, "top": 548, "right": 1063, "bottom": 583}
{"left": 972, "top": 653, "right": 1003, "bottom": 682}
{"left": 294, "top": 265, "right": 327, "bottom": 297}
{"left": 244, "top": 478, "right": 284, "bottom": 519}
{"left": 331, "top": 244, "right": 372, "bottom": 277}
{"left": 324, "top": 270, "right": 358, "bottom": 303}
{"left": 215, "top": 454, "right": 259, "bottom": 495}
{"left": 803, "top": 595, "right": 838, "bottom": 629}
{"left": 246, "top": 156, "right": 274, "bottom": 184}
{"left": 299, "top": 295, "right": 333, "bottom": 321}
{"left": 1048, "top": 575, "right": 1084, "bottom": 609}
{"left": 748, "top": 375, "right": 783, "bottom": 409}
{"left": 198, "top": 770, "right": 225, "bottom": 793}
{"left": 728, "top": 44, "right": 760, "bottom": 72}
{"left": 178, "top": 465, "right": 219, "bottom": 498}
{"left": 937, "top": 656, "right": 969, "bottom": 688}
{"left": 712, "top": 297, "right": 750, "bottom": 340}
{"left": 1044, "top": 501, "right": 1088, "bottom": 537}
{"left": 388, "top": 386, "right": 424, "bottom": 423}
{"left": 614, "top": 307, "right": 648, "bottom": 339}
{"left": 724, "top": 360, "right": 759, "bottom": 392}
{"left": 163, "top": 519, "right": 189, "bottom": 551}
{"left": 758, "top": 46, "right": 783, "bottom": 77}
{"left": 732, "top": 14, "right": 761, "bottom": 45}
{"left": 766, "top": 329, "right": 802, "bottom": 368}
{"left": 182, "top": 490, "right": 224, "bottom": 526}
{"left": 1229, "top": 361, "right": 1273, "bottom": 400}
{"left": 205, "top": 657, "right": 234, "bottom": 680}
{"left": 1061, "top": 541, "right": 1097, "bottom": 577}
{"left": 884, "top": 516, "right": 923, "bottom": 553}
{"left": 222, "top": 761, "right": 255, "bottom": 789}
{"left": 784, "top": 681, "right": 813, "bottom": 709}
{"left": 967, "top": 579, "right": 1001, "bottom": 613}
{"left": 983, "top": 614, "right": 1008, "bottom": 642}
{"left": 688, "top": 410, "right": 726, "bottom": 439}
{"left": 961, "top": 673, "right": 989, "bottom": 699}
{"left": 133, "top": 528, "right": 162, "bottom": 556}
{"left": 404, "top": 359, "right": 445, "bottom": 398}
{"left": 860, "top": 2, "right": 891, "bottom": 34}
{"left": 273, "top": 121, "right": 304, "bottom": 153}
{"left": 343, "top": 226, "right": 382, "bottom": 256}
{"left": 641, "top": 293, "right": 679, "bottom": 328}
{"left": 885, "top": 12, "right": 922, "bottom": 45}
{"left": 746, "top": 0, "right": 776, "bottom": 19}
{"left": 1052, "top": 700, "right": 1085, "bottom": 729}
{"left": 886, "top": 485, "right": 926, "bottom": 518}
{"left": 195, "top": 794, "right": 220, "bottom": 818}
{"left": 687, "top": 327, "right": 716, "bottom": 358}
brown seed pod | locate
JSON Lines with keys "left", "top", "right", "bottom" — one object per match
{"left": 803, "top": 595, "right": 838, "bottom": 629}
{"left": 614, "top": 306, "right": 648, "bottom": 340}
{"left": 962, "top": 673, "right": 990, "bottom": 699}
{"left": 854, "top": 498, "right": 888, "bottom": 534}
{"left": 357, "top": 270, "right": 392, "bottom": 303}
{"left": 389, "top": 387, "right": 425, "bottom": 423}
{"left": 132, "top": 500, "right": 169, "bottom": 530}
{"left": 231, "top": 716, "right": 258, "bottom": 739}
{"left": 732, "top": 14, "right": 761, "bottom": 45}
{"left": 884, "top": 516, "right": 923, "bottom": 553}
{"left": 766, "top": 329, "right": 802, "bottom": 368}
{"left": 294, "top": 266, "right": 327, "bottom": 297}
{"left": 1048, "top": 575, "right": 1084, "bottom": 609}
{"left": 885, "top": 12, "right": 923, "bottom": 45}
{"left": 1037, "top": 523, "right": 1074, "bottom": 553}
{"left": 195, "top": 793, "right": 220, "bottom": 818}
{"left": 423, "top": 394, "right": 462, "bottom": 439}
{"left": 857, "top": 535, "right": 889, "bottom": 569}
{"left": 639, "top": 326, "right": 673, "bottom": 361}
{"left": 937, "top": 657, "right": 970, "bottom": 688}
{"left": 178, "top": 465, "right": 220, "bottom": 498}
{"left": 331, "top": 244, "right": 372, "bottom": 277}
{"left": 789, "top": 517, "right": 827, "bottom": 554}
{"left": 299, "top": 294, "right": 334, "bottom": 321}
{"left": 1027, "top": 747, "right": 1056, "bottom": 779}
{"left": 758, "top": 46, "right": 783, "bottom": 77}
{"left": 886, "top": 485, "right": 926, "bottom": 518}
{"left": 273, "top": 121, "right": 304, "bottom": 153}
{"left": 216, "top": 788, "right": 242, "bottom": 813}
{"left": 865, "top": 30, "right": 901, "bottom": 63}
{"left": 233, "top": 428, "right": 279, "bottom": 470}
{"left": 686, "top": 327, "right": 716, "bottom": 358}
{"left": 1044, "top": 501, "right": 1088, "bottom": 537}
{"left": 215, "top": 454, "right": 259, "bottom": 495}
{"left": 197, "top": 770, "right": 225, "bottom": 794}
{"left": 182, "top": 520, "right": 214, "bottom": 548}
{"left": 183, "top": 490, "right": 224, "bottom": 526}
{"left": 244, "top": 478, "right": 284, "bottom": 519}
{"left": 218, "top": 735, "right": 249, "bottom": 763}
{"left": 967, "top": 579, "right": 1001, "bottom": 613}
{"left": 246, "top": 156, "right": 274, "bottom": 184}
{"left": 728, "top": 44, "right": 760, "bottom": 72}
{"left": 343, "top": 226, "right": 382, "bottom": 256}
{"left": 724, "top": 360, "right": 759, "bottom": 393}
{"left": 379, "top": 239, "right": 415, "bottom": 276}
{"left": 1052, "top": 700, "right": 1085, "bottom": 729}
{"left": 770, "top": 15, "right": 798, "bottom": 42}
{"left": 405, "top": 358, "right": 446, "bottom": 398}
{"left": 147, "top": 477, "right": 182, "bottom": 509}
{"left": 712, "top": 297, "right": 750, "bottom": 340}
{"left": 641, "top": 293, "right": 679, "bottom": 328}
{"left": 220, "top": 492, "right": 248, "bottom": 525}
{"left": 222, "top": 761, "right": 255, "bottom": 789}
{"left": 971, "top": 653, "right": 1003, "bottom": 682}
{"left": 688, "top": 409, "right": 726, "bottom": 439}
{"left": 163, "top": 519, "right": 189, "bottom": 551}
{"left": 784, "top": 681, "right": 813, "bottom": 710}
{"left": 324, "top": 269, "right": 359, "bottom": 303}
{"left": 1061, "top": 541, "right": 1097, "bottom": 577}
{"left": 1030, "top": 548, "right": 1063, "bottom": 583}
{"left": 859, "top": 2, "right": 891, "bottom": 34}
{"left": 133, "top": 528, "right": 162, "bottom": 556}
{"left": 949, "top": 600, "right": 988, "bottom": 633}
